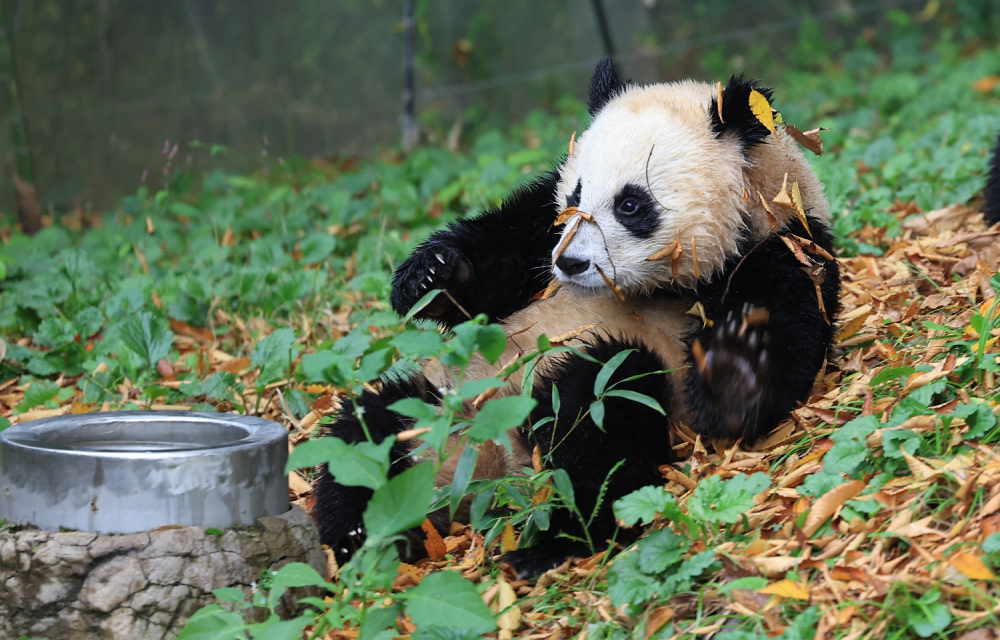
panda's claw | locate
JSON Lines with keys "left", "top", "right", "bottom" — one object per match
{"left": 392, "top": 243, "right": 473, "bottom": 319}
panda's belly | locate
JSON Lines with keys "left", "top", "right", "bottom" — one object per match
{"left": 431, "top": 288, "right": 700, "bottom": 490}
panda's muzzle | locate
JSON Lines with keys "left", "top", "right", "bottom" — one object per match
{"left": 555, "top": 255, "right": 590, "bottom": 276}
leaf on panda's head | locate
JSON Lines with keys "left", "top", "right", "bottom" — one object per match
{"left": 757, "top": 191, "right": 779, "bottom": 229}
{"left": 552, "top": 217, "right": 581, "bottom": 264}
{"left": 716, "top": 81, "right": 724, "bottom": 124}
{"left": 748, "top": 90, "right": 776, "bottom": 135}
{"left": 595, "top": 265, "right": 626, "bottom": 302}
{"left": 785, "top": 125, "right": 825, "bottom": 156}
{"left": 555, "top": 206, "right": 578, "bottom": 226}
{"left": 773, "top": 173, "right": 793, "bottom": 210}
{"left": 568, "top": 130, "right": 577, "bottom": 156}
{"left": 791, "top": 180, "right": 813, "bottom": 238}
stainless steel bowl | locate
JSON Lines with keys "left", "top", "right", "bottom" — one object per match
{"left": 0, "top": 411, "right": 289, "bottom": 533}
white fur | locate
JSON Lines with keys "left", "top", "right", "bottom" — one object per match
{"left": 552, "top": 80, "right": 830, "bottom": 295}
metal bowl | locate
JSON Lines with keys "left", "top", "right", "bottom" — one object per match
{"left": 0, "top": 411, "right": 289, "bottom": 533}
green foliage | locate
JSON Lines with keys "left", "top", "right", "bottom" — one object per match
{"left": 686, "top": 473, "right": 771, "bottom": 524}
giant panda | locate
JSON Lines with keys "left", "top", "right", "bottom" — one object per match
{"left": 314, "top": 58, "right": 841, "bottom": 578}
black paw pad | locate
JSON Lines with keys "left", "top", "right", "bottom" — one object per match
{"left": 695, "top": 309, "right": 771, "bottom": 438}
{"left": 398, "top": 245, "right": 471, "bottom": 318}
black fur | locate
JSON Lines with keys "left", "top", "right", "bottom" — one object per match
{"left": 566, "top": 179, "right": 582, "bottom": 208}
{"left": 709, "top": 75, "right": 774, "bottom": 152}
{"left": 390, "top": 172, "right": 561, "bottom": 329}
{"left": 684, "top": 216, "right": 840, "bottom": 444}
{"left": 505, "top": 337, "right": 675, "bottom": 578}
{"left": 613, "top": 183, "right": 661, "bottom": 239}
{"left": 985, "top": 129, "right": 1000, "bottom": 226}
{"left": 313, "top": 375, "right": 439, "bottom": 566}
{"left": 588, "top": 57, "right": 627, "bottom": 117}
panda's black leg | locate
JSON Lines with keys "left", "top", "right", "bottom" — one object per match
{"left": 504, "top": 336, "right": 675, "bottom": 579}
{"left": 687, "top": 216, "right": 840, "bottom": 445}
{"left": 312, "top": 376, "right": 439, "bottom": 566}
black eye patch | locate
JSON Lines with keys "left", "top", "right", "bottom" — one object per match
{"left": 613, "top": 184, "right": 659, "bottom": 238}
{"left": 565, "top": 180, "right": 582, "bottom": 208}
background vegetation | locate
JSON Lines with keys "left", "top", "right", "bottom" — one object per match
{"left": 4, "top": 1, "right": 1000, "bottom": 638}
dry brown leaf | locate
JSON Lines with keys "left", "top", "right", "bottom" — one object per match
{"left": 568, "top": 130, "right": 577, "bottom": 157}
{"left": 660, "top": 465, "right": 698, "bottom": 490}
{"left": 972, "top": 75, "right": 1000, "bottom": 93}
{"left": 397, "top": 562, "right": 424, "bottom": 585}
{"left": 780, "top": 235, "right": 812, "bottom": 266}
{"left": 554, "top": 206, "right": 578, "bottom": 226}
{"left": 692, "top": 237, "right": 700, "bottom": 280}
{"left": 645, "top": 606, "right": 675, "bottom": 640}
{"left": 773, "top": 173, "right": 793, "bottom": 210}
{"left": 835, "top": 309, "right": 872, "bottom": 342}
{"left": 786, "top": 233, "right": 834, "bottom": 261}
{"left": 802, "top": 480, "right": 866, "bottom": 536}
{"left": 758, "top": 191, "right": 779, "bottom": 229}
{"left": 422, "top": 519, "right": 447, "bottom": 561}
{"left": 716, "top": 80, "right": 724, "bottom": 123}
{"left": 553, "top": 217, "right": 581, "bottom": 263}
{"left": 531, "top": 278, "right": 561, "bottom": 301}
{"left": 497, "top": 575, "right": 521, "bottom": 639}
{"left": 595, "top": 265, "right": 626, "bottom": 302}
{"left": 785, "top": 125, "right": 825, "bottom": 155}
{"left": 532, "top": 444, "right": 543, "bottom": 474}
{"left": 645, "top": 234, "right": 682, "bottom": 263}
{"left": 549, "top": 322, "right": 600, "bottom": 345}
{"left": 397, "top": 427, "right": 433, "bottom": 441}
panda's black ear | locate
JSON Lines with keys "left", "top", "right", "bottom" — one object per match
{"left": 709, "top": 75, "right": 774, "bottom": 150}
{"left": 588, "top": 57, "right": 626, "bottom": 116}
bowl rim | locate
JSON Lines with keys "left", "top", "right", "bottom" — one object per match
{"left": 0, "top": 410, "right": 287, "bottom": 460}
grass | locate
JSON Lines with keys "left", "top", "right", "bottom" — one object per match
{"left": 3, "top": 19, "right": 1000, "bottom": 640}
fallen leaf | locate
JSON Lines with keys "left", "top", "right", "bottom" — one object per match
{"left": 645, "top": 606, "right": 675, "bottom": 640}
{"left": 555, "top": 206, "right": 578, "bottom": 226}
{"left": 801, "top": 480, "right": 866, "bottom": 537}
{"left": 531, "top": 278, "right": 561, "bottom": 301}
{"left": 595, "top": 265, "right": 626, "bottom": 302}
{"left": 972, "top": 75, "right": 1000, "bottom": 93}
{"left": 501, "top": 521, "right": 518, "bottom": 552}
{"left": 758, "top": 191, "right": 779, "bottom": 229}
{"left": 553, "top": 217, "right": 581, "bottom": 263}
{"left": 497, "top": 575, "right": 521, "bottom": 639}
{"left": 948, "top": 551, "right": 996, "bottom": 580}
{"left": 421, "top": 520, "right": 447, "bottom": 561}
{"left": 216, "top": 357, "right": 251, "bottom": 373}
{"left": 758, "top": 579, "right": 810, "bottom": 600}
{"left": 791, "top": 181, "right": 813, "bottom": 237}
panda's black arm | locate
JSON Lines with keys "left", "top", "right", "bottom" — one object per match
{"left": 686, "top": 216, "right": 841, "bottom": 445}
{"left": 390, "top": 172, "right": 561, "bottom": 329}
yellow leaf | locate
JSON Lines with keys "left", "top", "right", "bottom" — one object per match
{"left": 497, "top": 575, "right": 521, "bottom": 638}
{"left": 757, "top": 579, "right": 810, "bottom": 600}
{"left": 748, "top": 90, "right": 776, "bottom": 135}
{"left": 801, "top": 479, "right": 866, "bottom": 537}
{"left": 644, "top": 606, "right": 675, "bottom": 640}
{"left": 791, "top": 180, "right": 812, "bottom": 238}
{"left": 501, "top": 521, "right": 518, "bottom": 552}
{"left": 773, "top": 173, "right": 793, "bottom": 210}
{"left": 949, "top": 551, "right": 996, "bottom": 580}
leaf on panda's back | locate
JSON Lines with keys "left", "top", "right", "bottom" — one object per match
{"left": 785, "top": 125, "right": 825, "bottom": 155}
{"left": 716, "top": 80, "right": 724, "bottom": 123}
{"left": 779, "top": 235, "right": 812, "bottom": 267}
{"left": 748, "top": 90, "right": 776, "bottom": 135}
{"left": 595, "top": 264, "right": 626, "bottom": 302}
{"left": 801, "top": 265, "right": 830, "bottom": 324}
{"left": 531, "top": 278, "right": 560, "bottom": 301}
{"left": 791, "top": 180, "right": 813, "bottom": 238}
{"left": 757, "top": 191, "right": 779, "bottom": 229}
{"left": 773, "top": 173, "right": 793, "bottom": 210}
{"left": 786, "top": 234, "right": 834, "bottom": 262}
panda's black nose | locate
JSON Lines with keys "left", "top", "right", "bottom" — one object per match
{"left": 556, "top": 255, "right": 590, "bottom": 276}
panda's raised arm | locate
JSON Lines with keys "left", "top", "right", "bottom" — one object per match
{"left": 390, "top": 172, "right": 561, "bottom": 328}
{"left": 685, "top": 216, "right": 841, "bottom": 445}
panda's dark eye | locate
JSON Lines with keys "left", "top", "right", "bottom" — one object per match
{"left": 617, "top": 197, "right": 640, "bottom": 216}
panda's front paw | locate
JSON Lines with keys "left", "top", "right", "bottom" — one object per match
{"left": 390, "top": 244, "right": 472, "bottom": 319}
{"left": 693, "top": 308, "right": 771, "bottom": 442}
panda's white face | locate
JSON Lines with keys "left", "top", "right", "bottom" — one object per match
{"left": 552, "top": 81, "right": 749, "bottom": 295}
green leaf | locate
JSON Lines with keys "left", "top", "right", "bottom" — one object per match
{"left": 300, "top": 350, "right": 355, "bottom": 385}
{"left": 475, "top": 324, "right": 507, "bottom": 364}
{"left": 73, "top": 307, "right": 105, "bottom": 339}
{"left": 391, "top": 331, "right": 444, "bottom": 359}
{"left": 174, "top": 605, "right": 246, "bottom": 640}
{"left": 168, "top": 202, "right": 202, "bottom": 217}
{"left": 16, "top": 380, "right": 60, "bottom": 413}
{"left": 881, "top": 429, "right": 921, "bottom": 458}
{"left": 687, "top": 473, "right": 771, "bottom": 524}
{"left": 360, "top": 603, "right": 404, "bottom": 640}
{"left": 403, "top": 289, "right": 445, "bottom": 322}
{"left": 404, "top": 571, "right": 497, "bottom": 634}
{"left": 467, "top": 395, "right": 536, "bottom": 443}
{"left": 717, "top": 576, "right": 769, "bottom": 594}
{"left": 964, "top": 402, "right": 997, "bottom": 439}
{"left": 905, "top": 589, "right": 951, "bottom": 638}
{"left": 388, "top": 397, "right": 439, "bottom": 421}
{"left": 589, "top": 399, "right": 605, "bottom": 431}
{"left": 119, "top": 311, "right": 173, "bottom": 369}
{"left": 248, "top": 618, "right": 312, "bottom": 640}
{"left": 251, "top": 328, "right": 297, "bottom": 385}
{"left": 613, "top": 485, "right": 682, "bottom": 527}
{"left": 364, "top": 461, "right": 436, "bottom": 540}
{"left": 211, "top": 587, "right": 245, "bottom": 603}
{"left": 551, "top": 468, "right": 576, "bottom": 507}
{"left": 299, "top": 234, "right": 337, "bottom": 264}
{"left": 823, "top": 414, "right": 880, "bottom": 475}
{"left": 603, "top": 389, "right": 665, "bottom": 414}
{"left": 265, "top": 562, "right": 330, "bottom": 612}
{"left": 449, "top": 444, "right": 479, "bottom": 518}
{"left": 608, "top": 551, "right": 660, "bottom": 607}
{"left": 286, "top": 437, "right": 394, "bottom": 491}
{"left": 594, "top": 349, "right": 635, "bottom": 396}
{"left": 356, "top": 347, "right": 395, "bottom": 383}
{"left": 637, "top": 528, "right": 688, "bottom": 574}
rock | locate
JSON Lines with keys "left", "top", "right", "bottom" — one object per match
{"left": 0, "top": 506, "right": 324, "bottom": 640}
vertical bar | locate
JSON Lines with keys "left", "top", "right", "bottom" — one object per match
{"left": 590, "top": 0, "right": 616, "bottom": 58}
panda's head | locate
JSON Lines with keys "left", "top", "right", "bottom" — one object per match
{"left": 552, "top": 58, "right": 777, "bottom": 295}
